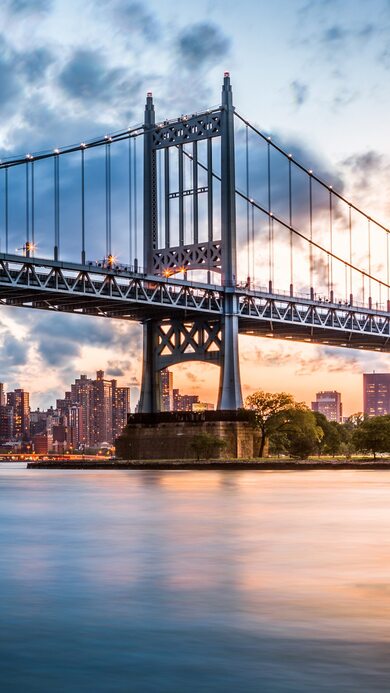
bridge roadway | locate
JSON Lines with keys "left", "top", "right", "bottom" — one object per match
{"left": 0, "top": 253, "right": 389, "bottom": 352}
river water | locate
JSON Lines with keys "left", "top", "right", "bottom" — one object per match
{"left": 1, "top": 465, "right": 390, "bottom": 692}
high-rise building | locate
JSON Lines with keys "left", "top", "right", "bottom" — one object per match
{"left": 0, "top": 405, "right": 13, "bottom": 441}
{"left": 173, "top": 389, "right": 199, "bottom": 411}
{"left": 7, "top": 389, "right": 30, "bottom": 439}
{"left": 112, "top": 383, "right": 130, "bottom": 440}
{"left": 363, "top": 373, "right": 390, "bottom": 417}
{"left": 161, "top": 369, "right": 173, "bottom": 411}
{"left": 0, "top": 383, "right": 5, "bottom": 407}
{"left": 71, "top": 374, "right": 93, "bottom": 447}
{"left": 91, "top": 370, "right": 113, "bottom": 445}
{"left": 311, "top": 391, "right": 342, "bottom": 422}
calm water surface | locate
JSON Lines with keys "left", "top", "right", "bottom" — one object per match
{"left": 1, "top": 465, "right": 390, "bottom": 692}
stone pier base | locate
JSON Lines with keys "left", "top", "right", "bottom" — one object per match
{"left": 115, "top": 411, "right": 259, "bottom": 460}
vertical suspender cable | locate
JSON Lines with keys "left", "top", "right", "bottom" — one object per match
{"left": 133, "top": 138, "right": 138, "bottom": 265}
{"left": 81, "top": 148, "right": 86, "bottom": 264}
{"left": 368, "top": 217, "right": 372, "bottom": 306}
{"left": 271, "top": 216, "right": 275, "bottom": 289}
{"left": 329, "top": 189, "right": 333, "bottom": 300}
{"left": 309, "top": 173, "right": 313, "bottom": 297}
{"left": 54, "top": 154, "right": 59, "bottom": 260}
{"left": 105, "top": 142, "right": 111, "bottom": 258}
{"left": 128, "top": 137, "right": 132, "bottom": 265}
{"left": 267, "top": 142, "right": 272, "bottom": 291}
{"left": 25, "top": 163, "right": 30, "bottom": 248}
{"left": 289, "top": 157, "right": 293, "bottom": 295}
{"left": 5, "top": 168, "right": 8, "bottom": 254}
{"left": 387, "top": 231, "right": 389, "bottom": 307}
{"left": 245, "top": 125, "right": 250, "bottom": 283}
{"left": 252, "top": 203, "right": 255, "bottom": 284}
{"left": 31, "top": 161, "right": 35, "bottom": 254}
{"left": 349, "top": 206, "right": 352, "bottom": 303}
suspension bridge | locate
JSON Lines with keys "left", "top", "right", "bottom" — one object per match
{"left": 0, "top": 74, "right": 389, "bottom": 412}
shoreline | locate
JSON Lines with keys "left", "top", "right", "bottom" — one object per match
{"left": 26, "top": 459, "right": 390, "bottom": 470}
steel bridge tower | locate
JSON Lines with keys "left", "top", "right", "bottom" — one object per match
{"left": 139, "top": 74, "right": 243, "bottom": 412}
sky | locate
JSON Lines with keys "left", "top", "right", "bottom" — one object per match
{"left": 0, "top": 0, "right": 390, "bottom": 414}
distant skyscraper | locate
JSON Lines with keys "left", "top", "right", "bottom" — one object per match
{"left": 173, "top": 389, "right": 199, "bottom": 412}
{"left": 0, "top": 383, "right": 5, "bottom": 407}
{"left": 112, "top": 382, "right": 130, "bottom": 440}
{"left": 311, "top": 391, "right": 342, "bottom": 422}
{"left": 7, "top": 389, "right": 30, "bottom": 439}
{"left": 71, "top": 374, "right": 93, "bottom": 446}
{"left": 0, "top": 405, "right": 13, "bottom": 441}
{"left": 161, "top": 369, "right": 173, "bottom": 411}
{"left": 363, "top": 373, "right": 390, "bottom": 417}
{"left": 91, "top": 370, "right": 113, "bottom": 445}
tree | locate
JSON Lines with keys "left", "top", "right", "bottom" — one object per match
{"left": 352, "top": 416, "right": 390, "bottom": 459}
{"left": 312, "top": 412, "right": 343, "bottom": 456}
{"left": 280, "top": 407, "right": 323, "bottom": 459}
{"left": 245, "top": 390, "right": 295, "bottom": 457}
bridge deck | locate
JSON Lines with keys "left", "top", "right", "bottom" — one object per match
{"left": 0, "top": 254, "right": 389, "bottom": 352}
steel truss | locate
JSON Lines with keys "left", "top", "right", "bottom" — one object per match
{"left": 0, "top": 255, "right": 223, "bottom": 320}
{"left": 153, "top": 240, "right": 221, "bottom": 275}
{"left": 238, "top": 291, "right": 390, "bottom": 350}
{"left": 156, "top": 319, "right": 222, "bottom": 369}
{"left": 0, "top": 255, "right": 389, "bottom": 351}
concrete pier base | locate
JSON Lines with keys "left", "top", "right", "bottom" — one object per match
{"left": 115, "top": 411, "right": 259, "bottom": 460}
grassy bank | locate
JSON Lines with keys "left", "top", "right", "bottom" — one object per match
{"left": 27, "top": 457, "right": 390, "bottom": 470}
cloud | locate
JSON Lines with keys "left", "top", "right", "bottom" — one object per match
{"left": 176, "top": 22, "right": 230, "bottom": 69}
{"left": 5, "top": 0, "right": 52, "bottom": 14}
{"left": 291, "top": 80, "right": 309, "bottom": 107}
{"left": 321, "top": 25, "right": 348, "bottom": 44}
{"left": 17, "top": 47, "right": 54, "bottom": 83}
{"left": 106, "top": 359, "right": 132, "bottom": 377}
{"left": 59, "top": 48, "right": 142, "bottom": 107}
{"left": 38, "top": 338, "right": 80, "bottom": 367}
{"left": 243, "top": 342, "right": 384, "bottom": 376}
{"left": 2, "top": 332, "right": 28, "bottom": 366}
{"left": 111, "top": 1, "right": 159, "bottom": 41}
{"left": 34, "top": 312, "right": 139, "bottom": 348}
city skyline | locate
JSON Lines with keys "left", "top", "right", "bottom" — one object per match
{"left": 0, "top": 1, "right": 388, "bottom": 414}
{"left": 1, "top": 367, "right": 387, "bottom": 421}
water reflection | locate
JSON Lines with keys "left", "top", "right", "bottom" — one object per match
{"left": 1, "top": 465, "right": 390, "bottom": 692}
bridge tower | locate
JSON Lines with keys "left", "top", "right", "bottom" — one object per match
{"left": 139, "top": 74, "right": 243, "bottom": 412}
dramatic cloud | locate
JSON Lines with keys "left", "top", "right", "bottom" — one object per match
{"left": 242, "top": 342, "right": 386, "bottom": 377}
{"left": 38, "top": 338, "right": 80, "bottom": 367}
{"left": 177, "top": 22, "right": 230, "bottom": 69}
{"left": 111, "top": 1, "right": 159, "bottom": 40}
{"left": 5, "top": 0, "right": 52, "bottom": 14}
{"left": 59, "top": 49, "right": 142, "bottom": 107}
{"left": 291, "top": 80, "right": 309, "bottom": 107}
{"left": 106, "top": 360, "right": 132, "bottom": 377}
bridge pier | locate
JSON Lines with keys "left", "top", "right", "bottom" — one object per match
{"left": 138, "top": 320, "right": 161, "bottom": 414}
{"left": 217, "top": 294, "right": 243, "bottom": 410}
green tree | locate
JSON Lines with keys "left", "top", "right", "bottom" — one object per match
{"left": 245, "top": 390, "right": 295, "bottom": 457}
{"left": 281, "top": 407, "right": 323, "bottom": 459}
{"left": 312, "top": 412, "right": 343, "bottom": 456}
{"left": 352, "top": 416, "right": 390, "bottom": 459}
